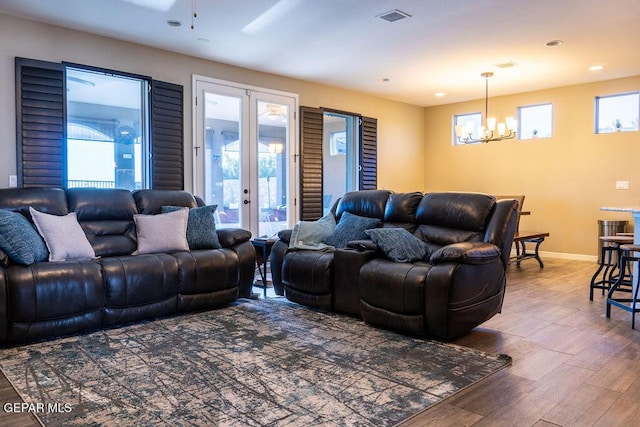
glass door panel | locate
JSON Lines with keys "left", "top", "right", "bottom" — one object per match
{"left": 200, "top": 89, "right": 248, "bottom": 229}
{"left": 255, "top": 100, "right": 289, "bottom": 237}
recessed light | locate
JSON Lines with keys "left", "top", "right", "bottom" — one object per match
{"left": 545, "top": 40, "right": 563, "bottom": 47}
{"left": 589, "top": 65, "right": 604, "bottom": 71}
{"left": 166, "top": 20, "right": 182, "bottom": 27}
{"left": 435, "top": 92, "right": 445, "bottom": 97}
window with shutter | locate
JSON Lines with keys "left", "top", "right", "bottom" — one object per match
{"left": 299, "top": 106, "right": 377, "bottom": 220}
{"left": 14, "top": 57, "right": 184, "bottom": 190}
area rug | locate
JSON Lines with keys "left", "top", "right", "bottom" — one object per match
{"left": 0, "top": 298, "right": 510, "bottom": 426}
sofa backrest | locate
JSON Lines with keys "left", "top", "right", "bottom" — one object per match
{"left": 133, "top": 190, "right": 198, "bottom": 214}
{"left": 414, "top": 192, "right": 496, "bottom": 246}
{"left": 334, "top": 190, "right": 391, "bottom": 221}
{"left": 0, "top": 188, "right": 68, "bottom": 216}
{"left": 382, "top": 191, "right": 423, "bottom": 232}
{"left": 67, "top": 188, "right": 139, "bottom": 257}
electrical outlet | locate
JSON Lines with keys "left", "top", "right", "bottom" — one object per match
{"left": 616, "top": 180, "right": 630, "bottom": 190}
{"left": 8, "top": 175, "right": 17, "bottom": 188}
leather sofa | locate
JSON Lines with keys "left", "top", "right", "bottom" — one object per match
{"left": 0, "top": 187, "right": 255, "bottom": 344}
{"left": 270, "top": 190, "right": 519, "bottom": 340}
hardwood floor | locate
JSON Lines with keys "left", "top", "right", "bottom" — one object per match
{"left": 1, "top": 259, "right": 638, "bottom": 426}
{"left": 402, "top": 258, "right": 640, "bottom": 426}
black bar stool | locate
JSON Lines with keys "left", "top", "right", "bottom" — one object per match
{"left": 590, "top": 235, "right": 633, "bottom": 300}
{"left": 606, "top": 243, "right": 640, "bottom": 329}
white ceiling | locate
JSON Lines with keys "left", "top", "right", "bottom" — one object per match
{"left": 2, "top": 0, "right": 640, "bottom": 107}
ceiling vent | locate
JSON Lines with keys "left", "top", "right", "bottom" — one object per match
{"left": 377, "top": 9, "right": 411, "bottom": 23}
{"left": 496, "top": 61, "right": 518, "bottom": 69}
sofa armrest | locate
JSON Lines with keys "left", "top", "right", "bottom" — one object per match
{"left": 346, "top": 239, "right": 378, "bottom": 251}
{"left": 429, "top": 241, "right": 501, "bottom": 265}
{"left": 216, "top": 228, "right": 252, "bottom": 249}
{"left": 277, "top": 229, "right": 293, "bottom": 245}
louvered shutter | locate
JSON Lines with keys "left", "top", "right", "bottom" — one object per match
{"left": 359, "top": 116, "right": 377, "bottom": 190}
{"left": 151, "top": 80, "right": 184, "bottom": 190}
{"left": 299, "top": 106, "right": 324, "bottom": 220}
{"left": 15, "top": 58, "right": 66, "bottom": 188}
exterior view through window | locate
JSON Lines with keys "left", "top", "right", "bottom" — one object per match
{"left": 66, "top": 67, "right": 149, "bottom": 190}
{"left": 323, "top": 112, "right": 359, "bottom": 214}
{"left": 595, "top": 92, "right": 639, "bottom": 133}
{"left": 518, "top": 103, "right": 553, "bottom": 139}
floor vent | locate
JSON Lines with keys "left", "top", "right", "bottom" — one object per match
{"left": 377, "top": 9, "right": 411, "bottom": 23}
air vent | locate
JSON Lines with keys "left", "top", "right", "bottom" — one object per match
{"left": 377, "top": 9, "right": 411, "bottom": 22}
{"left": 496, "top": 61, "right": 517, "bottom": 69}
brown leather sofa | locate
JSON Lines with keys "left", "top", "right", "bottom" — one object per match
{"left": 0, "top": 187, "right": 255, "bottom": 344}
{"left": 270, "top": 190, "right": 519, "bottom": 340}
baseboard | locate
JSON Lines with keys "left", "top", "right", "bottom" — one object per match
{"left": 510, "top": 249, "right": 597, "bottom": 262}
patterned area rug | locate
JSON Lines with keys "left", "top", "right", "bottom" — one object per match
{"left": 0, "top": 298, "right": 510, "bottom": 426}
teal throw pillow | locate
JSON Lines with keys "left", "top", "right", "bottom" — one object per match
{"left": 162, "top": 204, "right": 222, "bottom": 250}
{"left": 289, "top": 212, "right": 336, "bottom": 250}
{"left": 365, "top": 228, "right": 431, "bottom": 262}
{"left": 324, "top": 212, "right": 381, "bottom": 248}
{"left": 0, "top": 209, "right": 49, "bottom": 265}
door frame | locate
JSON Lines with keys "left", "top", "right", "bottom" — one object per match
{"left": 191, "top": 75, "right": 299, "bottom": 234}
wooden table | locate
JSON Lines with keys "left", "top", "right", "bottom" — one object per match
{"left": 512, "top": 231, "right": 550, "bottom": 268}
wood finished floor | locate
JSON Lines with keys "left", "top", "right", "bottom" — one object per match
{"left": 1, "top": 258, "right": 638, "bottom": 426}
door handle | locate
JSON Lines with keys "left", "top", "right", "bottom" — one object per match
{"left": 243, "top": 200, "right": 250, "bottom": 205}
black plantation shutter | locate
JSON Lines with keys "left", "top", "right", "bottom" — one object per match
{"left": 359, "top": 116, "right": 377, "bottom": 190}
{"left": 151, "top": 80, "right": 184, "bottom": 190}
{"left": 299, "top": 106, "right": 324, "bottom": 220}
{"left": 15, "top": 58, "right": 66, "bottom": 188}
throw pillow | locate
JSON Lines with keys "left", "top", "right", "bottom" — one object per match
{"left": 324, "top": 212, "right": 381, "bottom": 248}
{"left": 29, "top": 207, "right": 96, "bottom": 262}
{"left": 289, "top": 212, "right": 336, "bottom": 250}
{"left": 0, "top": 209, "right": 49, "bottom": 265}
{"left": 162, "top": 204, "right": 221, "bottom": 250}
{"left": 134, "top": 208, "right": 189, "bottom": 255}
{"left": 365, "top": 228, "right": 431, "bottom": 262}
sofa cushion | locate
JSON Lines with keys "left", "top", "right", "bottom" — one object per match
{"left": 162, "top": 204, "right": 222, "bottom": 250}
{"left": 0, "top": 209, "right": 48, "bottom": 265}
{"left": 29, "top": 208, "right": 96, "bottom": 262}
{"left": 365, "top": 228, "right": 431, "bottom": 262}
{"left": 324, "top": 212, "right": 381, "bottom": 248}
{"left": 334, "top": 189, "right": 391, "bottom": 220}
{"left": 133, "top": 190, "right": 197, "bottom": 214}
{"left": 289, "top": 212, "right": 336, "bottom": 250}
{"left": 133, "top": 209, "right": 189, "bottom": 255}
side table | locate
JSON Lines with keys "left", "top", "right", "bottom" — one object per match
{"left": 251, "top": 238, "right": 277, "bottom": 298}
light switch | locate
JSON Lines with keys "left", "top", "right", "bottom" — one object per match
{"left": 9, "top": 175, "right": 17, "bottom": 187}
{"left": 616, "top": 180, "right": 630, "bottom": 190}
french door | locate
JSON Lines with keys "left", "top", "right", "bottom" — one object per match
{"left": 193, "top": 77, "right": 297, "bottom": 237}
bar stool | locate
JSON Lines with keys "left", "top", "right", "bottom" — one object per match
{"left": 606, "top": 243, "right": 640, "bottom": 329}
{"left": 590, "top": 234, "right": 633, "bottom": 300}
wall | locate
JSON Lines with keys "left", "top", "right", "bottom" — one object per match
{"left": 0, "top": 13, "right": 425, "bottom": 195}
{"left": 424, "top": 76, "right": 640, "bottom": 258}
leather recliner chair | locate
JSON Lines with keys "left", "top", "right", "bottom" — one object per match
{"left": 271, "top": 190, "right": 519, "bottom": 340}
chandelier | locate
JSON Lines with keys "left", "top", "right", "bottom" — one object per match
{"left": 454, "top": 72, "right": 517, "bottom": 144}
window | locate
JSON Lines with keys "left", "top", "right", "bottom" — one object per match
{"left": 299, "top": 106, "right": 377, "bottom": 221}
{"left": 518, "top": 103, "right": 553, "bottom": 140}
{"left": 595, "top": 92, "right": 640, "bottom": 134}
{"left": 453, "top": 112, "right": 481, "bottom": 145}
{"left": 66, "top": 67, "right": 149, "bottom": 190}
{"left": 15, "top": 57, "right": 184, "bottom": 190}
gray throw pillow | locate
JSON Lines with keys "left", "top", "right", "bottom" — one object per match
{"left": 134, "top": 208, "right": 189, "bottom": 255}
{"left": 29, "top": 207, "right": 96, "bottom": 262}
{"left": 0, "top": 209, "right": 49, "bottom": 265}
{"left": 365, "top": 228, "right": 431, "bottom": 262}
{"left": 289, "top": 212, "right": 336, "bottom": 250}
{"left": 162, "top": 205, "right": 221, "bottom": 250}
{"left": 324, "top": 212, "right": 381, "bottom": 248}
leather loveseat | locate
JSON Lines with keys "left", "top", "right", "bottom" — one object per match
{"left": 270, "top": 190, "right": 519, "bottom": 340}
{"left": 0, "top": 187, "right": 255, "bottom": 344}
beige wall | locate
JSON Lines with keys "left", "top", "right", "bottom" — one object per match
{"left": 0, "top": 13, "right": 425, "bottom": 195}
{"left": 424, "top": 76, "right": 640, "bottom": 258}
